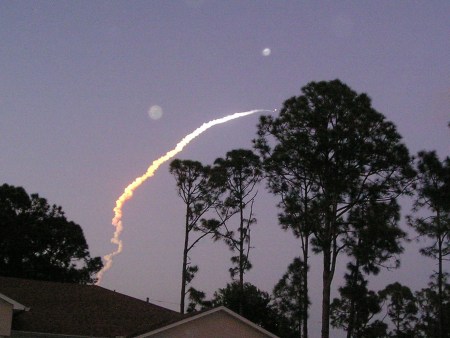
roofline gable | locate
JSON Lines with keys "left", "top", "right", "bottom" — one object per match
{"left": 133, "top": 306, "right": 279, "bottom": 338}
{"left": 0, "top": 292, "right": 29, "bottom": 312}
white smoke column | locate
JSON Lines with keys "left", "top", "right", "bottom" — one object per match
{"left": 96, "top": 109, "right": 272, "bottom": 284}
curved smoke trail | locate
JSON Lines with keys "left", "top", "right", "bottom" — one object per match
{"left": 96, "top": 109, "right": 272, "bottom": 284}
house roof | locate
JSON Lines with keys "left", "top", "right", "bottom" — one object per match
{"left": 133, "top": 306, "right": 279, "bottom": 338}
{"left": 0, "top": 292, "right": 29, "bottom": 312}
{"left": 0, "top": 276, "right": 183, "bottom": 337}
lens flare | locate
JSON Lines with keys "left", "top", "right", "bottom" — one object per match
{"left": 95, "top": 109, "right": 272, "bottom": 284}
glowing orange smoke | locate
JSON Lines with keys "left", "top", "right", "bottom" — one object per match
{"left": 95, "top": 109, "right": 271, "bottom": 284}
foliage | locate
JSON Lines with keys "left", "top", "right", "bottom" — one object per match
{"left": 186, "top": 286, "right": 207, "bottom": 313}
{"left": 331, "top": 267, "right": 387, "bottom": 338}
{"left": 0, "top": 184, "right": 102, "bottom": 284}
{"left": 273, "top": 257, "right": 309, "bottom": 337}
{"left": 254, "top": 79, "right": 414, "bottom": 338}
{"left": 344, "top": 197, "right": 406, "bottom": 275}
{"left": 415, "top": 279, "right": 450, "bottom": 338}
{"left": 407, "top": 150, "right": 450, "bottom": 337}
{"left": 255, "top": 113, "right": 317, "bottom": 337}
{"left": 169, "top": 159, "right": 218, "bottom": 313}
{"left": 203, "top": 282, "right": 294, "bottom": 337}
{"left": 335, "top": 197, "right": 406, "bottom": 337}
{"left": 408, "top": 151, "right": 450, "bottom": 260}
{"left": 379, "top": 282, "right": 418, "bottom": 338}
{"left": 206, "top": 149, "right": 262, "bottom": 313}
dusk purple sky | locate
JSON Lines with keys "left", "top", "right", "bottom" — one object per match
{"left": 1, "top": 1, "right": 449, "bottom": 336}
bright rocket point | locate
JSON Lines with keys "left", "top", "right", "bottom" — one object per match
{"left": 95, "top": 109, "right": 272, "bottom": 284}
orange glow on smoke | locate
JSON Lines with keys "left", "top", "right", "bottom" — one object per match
{"left": 96, "top": 109, "right": 270, "bottom": 284}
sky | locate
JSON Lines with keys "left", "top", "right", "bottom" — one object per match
{"left": 1, "top": 1, "right": 449, "bottom": 336}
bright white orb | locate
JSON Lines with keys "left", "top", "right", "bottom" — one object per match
{"left": 262, "top": 48, "right": 271, "bottom": 56}
{"left": 148, "top": 105, "right": 163, "bottom": 120}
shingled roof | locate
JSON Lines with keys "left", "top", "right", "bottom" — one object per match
{"left": 0, "top": 276, "right": 183, "bottom": 337}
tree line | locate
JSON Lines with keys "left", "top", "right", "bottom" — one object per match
{"left": 1, "top": 80, "right": 448, "bottom": 337}
{"left": 168, "top": 80, "right": 449, "bottom": 338}
{"left": 0, "top": 184, "right": 103, "bottom": 284}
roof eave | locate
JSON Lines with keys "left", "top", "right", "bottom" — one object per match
{"left": 0, "top": 292, "right": 30, "bottom": 312}
{"left": 133, "top": 306, "right": 279, "bottom": 338}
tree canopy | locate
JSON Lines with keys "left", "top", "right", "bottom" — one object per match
{"left": 255, "top": 79, "right": 414, "bottom": 338}
{"left": 408, "top": 151, "right": 450, "bottom": 337}
{"left": 0, "top": 184, "right": 103, "bottom": 284}
{"left": 273, "top": 257, "right": 309, "bottom": 337}
{"left": 169, "top": 159, "right": 218, "bottom": 313}
{"left": 208, "top": 149, "right": 262, "bottom": 314}
{"left": 163, "top": 80, "right": 445, "bottom": 337}
{"left": 202, "top": 281, "right": 295, "bottom": 337}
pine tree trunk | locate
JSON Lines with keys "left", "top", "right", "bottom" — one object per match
{"left": 346, "top": 272, "right": 357, "bottom": 338}
{"left": 438, "top": 228, "right": 443, "bottom": 338}
{"left": 180, "top": 248, "right": 187, "bottom": 314}
{"left": 347, "top": 254, "right": 361, "bottom": 338}
{"left": 302, "top": 238, "right": 309, "bottom": 338}
{"left": 321, "top": 247, "right": 332, "bottom": 338}
{"left": 179, "top": 205, "right": 190, "bottom": 314}
{"left": 239, "top": 197, "right": 245, "bottom": 316}
{"left": 301, "top": 188, "right": 310, "bottom": 338}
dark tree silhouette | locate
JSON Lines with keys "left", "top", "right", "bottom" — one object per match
{"left": 207, "top": 149, "right": 262, "bottom": 315}
{"left": 201, "top": 282, "right": 292, "bottom": 337}
{"left": 255, "top": 80, "right": 414, "bottom": 338}
{"left": 169, "top": 159, "right": 219, "bottom": 314}
{"left": 336, "top": 197, "right": 406, "bottom": 338}
{"left": 0, "top": 184, "right": 102, "bottom": 284}
{"left": 273, "top": 257, "right": 309, "bottom": 337}
{"left": 331, "top": 268, "right": 387, "bottom": 338}
{"left": 408, "top": 150, "right": 450, "bottom": 338}
{"left": 415, "top": 279, "right": 450, "bottom": 338}
{"left": 256, "top": 150, "right": 316, "bottom": 338}
{"left": 379, "top": 282, "right": 418, "bottom": 338}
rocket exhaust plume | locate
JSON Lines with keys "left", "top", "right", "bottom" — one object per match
{"left": 96, "top": 109, "right": 272, "bottom": 284}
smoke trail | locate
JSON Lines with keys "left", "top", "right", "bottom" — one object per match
{"left": 96, "top": 109, "right": 272, "bottom": 284}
